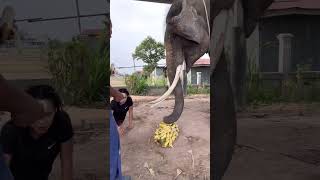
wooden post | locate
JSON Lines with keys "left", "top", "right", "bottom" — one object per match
{"left": 75, "top": 0, "right": 82, "bottom": 34}
{"left": 277, "top": 33, "right": 294, "bottom": 97}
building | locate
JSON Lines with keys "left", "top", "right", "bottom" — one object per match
{"left": 79, "top": 28, "right": 104, "bottom": 50}
{"left": 151, "top": 58, "right": 210, "bottom": 86}
{"left": 0, "top": 1, "right": 106, "bottom": 88}
{"left": 247, "top": 0, "right": 320, "bottom": 72}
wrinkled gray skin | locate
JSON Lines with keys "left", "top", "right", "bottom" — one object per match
{"left": 164, "top": 0, "right": 273, "bottom": 179}
{"left": 211, "top": 1, "right": 273, "bottom": 179}
{"left": 163, "top": 0, "right": 210, "bottom": 123}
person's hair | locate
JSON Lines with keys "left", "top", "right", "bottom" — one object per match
{"left": 25, "top": 85, "right": 63, "bottom": 111}
{"left": 119, "top": 88, "right": 130, "bottom": 96}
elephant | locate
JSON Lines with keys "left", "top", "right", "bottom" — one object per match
{"left": 150, "top": 0, "right": 210, "bottom": 123}
{"left": 149, "top": 0, "right": 273, "bottom": 179}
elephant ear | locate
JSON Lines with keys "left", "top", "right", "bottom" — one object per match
{"left": 167, "top": 0, "right": 207, "bottom": 44}
{"left": 242, "top": 0, "right": 274, "bottom": 37}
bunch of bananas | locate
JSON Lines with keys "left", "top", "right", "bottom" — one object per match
{"left": 154, "top": 121, "right": 179, "bottom": 148}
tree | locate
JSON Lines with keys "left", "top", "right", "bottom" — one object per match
{"left": 132, "top": 36, "right": 165, "bottom": 76}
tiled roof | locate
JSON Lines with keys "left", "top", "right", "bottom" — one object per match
{"left": 193, "top": 58, "right": 210, "bottom": 66}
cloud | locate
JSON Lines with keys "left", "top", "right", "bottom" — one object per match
{"left": 110, "top": 0, "right": 170, "bottom": 74}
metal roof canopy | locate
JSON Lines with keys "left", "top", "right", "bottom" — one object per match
{"left": 135, "top": 0, "right": 172, "bottom": 4}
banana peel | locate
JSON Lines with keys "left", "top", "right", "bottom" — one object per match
{"left": 154, "top": 121, "right": 179, "bottom": 148}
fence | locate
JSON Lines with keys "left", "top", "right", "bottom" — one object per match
{"left": 0, "top": 40, "right": 51, "bottom": 82}
{"left": 247, "top": 33, "right": 320, "bottom": 102}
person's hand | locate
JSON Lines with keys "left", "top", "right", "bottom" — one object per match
{"left": 110, "top": 86, "right": 125, "bottom": 102}
{"left": 114, "top": 92, "right": 125, "bottom": 102}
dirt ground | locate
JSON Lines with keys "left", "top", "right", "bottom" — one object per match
{"left": 49, "top": 107, "right": 107, "bottom": 180}
{"left": 2, "top": 96, "right": 320, "bottom": 180}
{"left": 224, "top": 103, "right": 320, "bottom": 180}
{"left": 120, "top": 95, "right": 210, "bottom": 180}
{"left": 0, "top": 107, "right": 107, "bottom": 180}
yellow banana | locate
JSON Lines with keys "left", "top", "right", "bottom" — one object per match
{"left": 153, "top": 121, "right": 179, "bottom": 148}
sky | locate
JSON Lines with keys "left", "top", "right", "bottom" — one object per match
{"left": 111, "top": 0, "right": 170, "bottom": 75}
{"left": 0, "top": 0, "right": 107, "bottom": 41}
{"left": 111, "top": 0, "right": 209, "bottom": 75}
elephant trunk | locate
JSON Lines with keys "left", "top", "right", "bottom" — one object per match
{"left": 163, "top": 31, "right": 185, "bottom": 124}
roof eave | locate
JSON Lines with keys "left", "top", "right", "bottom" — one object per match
{"left": 134, "top": 0, "right": 172, "bottom": 4}
{"left": 262, "top": 8, "right": 320, "bottom": 18}
{"left": 192, "top": 65, "right": 210, "bottom": 67}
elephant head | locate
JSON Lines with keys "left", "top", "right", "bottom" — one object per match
{"left": 150, "top": 0, "right": 210, "bottom": 123}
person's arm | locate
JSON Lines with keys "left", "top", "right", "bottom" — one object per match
{"left": 128, "top": 106, "right": 133, "bottom": 129}
{"left": 0, "top": 74, "right": 47, "bottom": 126}
{"left": 110, "top": 86, "right": 124, "bottom": 102}
{"left": 60, "top": 139, "right": 73, "bottom": 180}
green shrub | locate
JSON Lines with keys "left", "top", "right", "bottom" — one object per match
{"left": 146, "top": 76, "right": 167, "bottom": 87}
{"left": 125, "top": 73, "right": 149, "bottom": 95}
{"left": 187, "top": 85, "right": 210, "bottom": 94}
{"left": 47, "top": 36, "right": 109, "bottom": 105}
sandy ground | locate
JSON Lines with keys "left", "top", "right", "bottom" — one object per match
{"left": 2, "top": 96, "right": 319, "bottom": 180}
{"left": 120, "top": 95, "right": 210, "bottom": 180}
{"left": 49, "top": 107, "right": 107, "bottom": 180}
{"left": 224, "top": 103, "right": 320, "bottom": 180}
{"left": 0, "top": 107, "right": 107, "bottom": 180}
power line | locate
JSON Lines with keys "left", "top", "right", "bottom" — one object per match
{"left": 117, "top": 66, "right": 144, "bottom": 69}
{"left": 116, "top": 64, "right": 166, "bottom": 69}
{"left": 75, "top": 0, "right": 81, "bottom": 33}
{"left": 14, "top": 13, "right": 108, "bottom": 23}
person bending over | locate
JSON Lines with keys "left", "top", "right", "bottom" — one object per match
{"left": 0, "top": 85, "right": 73, "bottom": 180}
{"left": 111, "top": 88, "right": 133, "bottom": 136}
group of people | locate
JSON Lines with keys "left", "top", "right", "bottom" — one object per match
{"left": 0, "top": 82, "right": 133, "bottom": 180}
{"left": 0, "top": 17, "right": 133, "bottom": 180}
{"left": 0, "top": 78, "right": 74, "bottom": 180}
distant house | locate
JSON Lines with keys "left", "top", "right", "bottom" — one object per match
{"left": 247, "top": 0, "right": 320, "bottom": 72}
{"left": 151, "top": 58, "right": 210, "bottom": 86}
{"left": 151, "top": 64, "right": 166, "bottom": 78}
{"left": 188, "top": 58, "right": 210, "bottom": 85}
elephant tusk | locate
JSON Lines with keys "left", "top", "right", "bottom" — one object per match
{"left": 150, "top": 62, "right": 184, "bottom": 106}
{"left": 150, "top": 63, "right": 183, "bottom": 105}
{"left": 179, "top": 61, "right": 186, "bottom": 88}
{"left": 151, "top": 62, "right": 185, "bottom": 108}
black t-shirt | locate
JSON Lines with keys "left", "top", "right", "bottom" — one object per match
{"left": 111, "top": 97, "right": 133, "bottom": 124}
{"left": 0, "top": 110, "right": 73, "bottom": 180}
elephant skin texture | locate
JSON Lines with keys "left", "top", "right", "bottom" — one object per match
{"left": 161, "top": 0, "right": 274, "bottom": 179}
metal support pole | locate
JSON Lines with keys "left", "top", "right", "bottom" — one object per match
{"left": 75, "top": 0, "right": 81, "bottom": 34}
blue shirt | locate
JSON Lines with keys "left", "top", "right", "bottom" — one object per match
{"left": 110, "top": 112, "right": 122, "bottom": 180}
